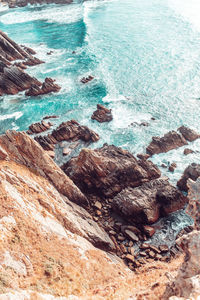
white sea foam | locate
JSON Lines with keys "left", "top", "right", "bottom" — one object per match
{"left": 0, "top": 3, "right": 8, "bottom": 12}
{"left": 0, "top": 3, "right": 82, "bottom": 25}
{"left": 0, "top": 111, "right": 23, "bottom": 121}
{"left": 168, "top": 0, "right": 200, "bottom": 32}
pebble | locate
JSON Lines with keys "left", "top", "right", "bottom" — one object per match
{"left": 159, "top": 245, "right": 169, "bottom": 253}
{"left": 94, "top": 201, "right": 102, "bottom": 210}
{"left": 124, "top": 229, "right": 139, "bottom": 242}
{"left": 126, "top": 254, "right": 135, "bottom": 263}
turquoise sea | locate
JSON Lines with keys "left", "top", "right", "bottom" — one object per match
{"left": 1, "top": 0, "right": 200, "bottom": 184}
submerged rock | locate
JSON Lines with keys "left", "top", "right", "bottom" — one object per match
{"left": 63, "top": 144, "right": 161, "bottom": 198}
{"left": 146, "top": 130, "right": 187, "bottom": 156}
{"left": 177, "top": 163, "right": 200, "bottom": 192}
{"left": 91, "top": 104, "right": 113, "bottom": 123}
{"left": 112, "top": 177, "right": 187, "bottom": 224}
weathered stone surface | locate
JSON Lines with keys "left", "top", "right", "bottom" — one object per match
{"left": 35, "top": 120, "right": 99, "bottom": 151}
{"left": 177, "top": 163, "right": 200, "bottom": 192}
{"left": 91, "top": 104, "right": 113, "bottom": 123}
{"left": 0, "top": 130, "right": 88, "bottom": 206}
{"left": 25, "top": 77, "right": 61, "bottom": 96}
{"left": 112, "top": 177, "right": 187, "bottom": 224}
{"left": 27, "top": 120, "right": 52, "bottom": 134}
{"left": 4, "top": 0, "right": 72, "bottom": 8}
{"left": 178, "top": 126, "right": 200, "bottom": 142}
{"left": 163, "top": 231, "right": 200, "bottom": 299}
{"left": 80, "top": 75, "right": 94, "bottom": 84}
{"left": 146, "top": 131, "right": 188, "bottom": 156}
{"left": 63, "top": 144, "right": 161, "bottom": 198}
{"left": 183, "top": 148, "right": 194, "bottom": 155}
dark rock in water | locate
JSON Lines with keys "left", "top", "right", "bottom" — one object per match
{"left": 80, "top": 75, "right": 94, "bottom": 84}
{"left": 177, "top": 163, "right": 200, "bottom": 192}
{"left": 6, "top": 0, "right": 72, "bottom": 8}
{"left": 112, "top": 177, "right": 187, "bottom": 224}
{"left": 143, "top": 225, "right": 155, "bottom": 237}
{"left": 178, "top": 126, "right": 200, "bottom": 142}
{"left": 63, "top": 144, "right": 161, "bottom": 199}
{"left": 137, "top": 153, "right": 150, "bottom": 160}
{"left": 24, "top": 56, "right": 44, "bottom": 66}
{"left": 27, "top": 120, "right": 52, "bottom": 135}
{"left": 168, "top": 162, "right": 177, "bottom": 173}
{"left": 146, "top": 131, "right": 188, "bottom": 156}
{"left": 21, "top": 45, "right": 36, "bottom": 55}
{"left": 183, "top": 148, "right": 194, "bottom": 155}
{"left": 43, "top": 115, "right": 58, "bottom": 120}
{"left": 25, "top": 77, "right": 61, "bottom": 96}
{"left": 35, "top": 120, "right": 99, "bottom": 151}
{"left": 91, "top": 104, "right": 113, "bottom": 123}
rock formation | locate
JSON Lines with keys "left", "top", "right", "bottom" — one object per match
{"left": 177, "top": 163, "right": 200, "bottom": 192}
{"left": 63, "top": 144, "right": 161, "bottom": 198}
{"left": 27, "top": 120, "right": 52, "bottom": 134}
{"left": 91, "top": 104, "right": 113, "bottom": 123}
{"left": 112, "top": 177, "right": 187, "bottom": 224}
{"left": 3, "top": 0, "right": 72, "bottom": 8}
{"left": 0, "top": 30, "right": 60, "bottom": 96}
{"left": 146, "top": 126, "right": 200, "bottom": 156}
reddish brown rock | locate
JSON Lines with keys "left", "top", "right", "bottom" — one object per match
{"left": 168, "top": 162, "right": 177, "bottom": 173}
{"left": 27, "top": 120, "right": 52, "bottom": 134}
{"left": 177, "top": 163, "right": 200, "bottom": 192}
{"left": 143, "top": 225, "right": 155, "bottom": 237}
{"left": 80, "top": 75, "right": 94, "bottom": 84}
{"left": 25, "top": 77, "right": 61, "bottom": 96}
{"left": 63, "top": 144, "right": 161, "bottom": 199}
{"left": 178, "top": 126, "right": 200, "bottom": 142}
{"left": 91, "top": 104, "right": 113, "bottom": 123}
{"left": 146, "top": 131, "right": 188, "bottom": 156}
{"left": 183, "top": 148, "right": 194, "bottom": 155}
{"left": 112, "top": 177, "right": 187, "bottom": 224}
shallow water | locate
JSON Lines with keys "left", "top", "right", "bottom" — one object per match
{"left": 0, "top": 0, "right": 198, "bottom": 236}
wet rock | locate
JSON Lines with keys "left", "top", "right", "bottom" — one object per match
{"left": 177, "top": 163, "right": 200, "bottom": 192}
{"left": 140, "top": 243, "right": 150, "bottom": 250}
{"left": 125, "top": 254, "right": 135, "bottom": 264}
{"left": 137, "top": 153, "right": 150, "bottom": 160}
{"left": 143, "top": 225, "right": 155, "bottom": 237}
{"left": 43, "top": 115, "right": 58, "bottom": 120}
{"left": 146, "top": 131, "right": 188, "bottom": 156}
{"left": 25, "top": 77, "right": 61, "bottom": 96}
{"left": 35, "top": 120, "right": 99, "bottom": 151}
{"left": 91, "top": 104, "right": 113, "bottom": 123}
{"left": 27, "top": 121, "right": 52, "bottom": 134}
{"left": 183, "top": 148, "right": 194, "bottom": 155}
{"left": 63, "top": 148, "right": 71, "bottom": 156}
{"left": 159, "top": 245, "right": 169, "bottom": 253}
{"left": 124, "top": 230, "right": 139, "bottom": 242}
{"left": 112, "top": 177, "right": 187, "bottom": 224}
{"left": 63, "top": 144, "right": 161, "bottom": 199}
{"left": 168, "top": 162, "right": 177, "bottom": 173}
{"left": 80, "top": 75, "right": 94, "bottom": 84}
{"left": 178, "top": 126, "right": 200, "bottom": 142}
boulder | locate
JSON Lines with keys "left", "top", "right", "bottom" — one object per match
{"left": 178, "top": 126, "right": 200, "bottom": 142}
{"left": 112, "top": 177, "right": 187, "bottom": 224}
{"left": 80, "top": 75, "right": 94, "bottom": 84}
{"left": 27, "top": 120, "right": 52, "bottom": 134}
{"left": 91, "top": 104, "right": 113, "bottom": 123}
{"left": 63, "top": 144, "right": 161, "bottom": 198}
{"left": 183, "top": 148, "right": 194, "bottom": 155}
{"left": 25, "top": 77, "right": 61, "bottom": 96}
{"left": 177, "top": 163, "right": 200, "bottom": 192}
{"left": 146, "top": 131, "right": 188, "bottom": 156}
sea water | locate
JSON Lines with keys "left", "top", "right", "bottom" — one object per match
{"left": 0, "top": 0, "right": 199, "bottom": 239}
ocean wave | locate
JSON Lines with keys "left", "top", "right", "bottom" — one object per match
{"left": 0, "top": 111, "right": 23, "bottom": 121}
{"left": 0, "top": 3, "right": 82, "bottom": 25}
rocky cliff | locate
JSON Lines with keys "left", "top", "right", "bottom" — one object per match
{"left": 0, "top": 129, "right": 194, "bottom": 300}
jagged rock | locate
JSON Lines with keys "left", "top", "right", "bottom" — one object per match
{"left": 183, "top": 148, "right": 194, "bottom": 155}
{"left": 112, "top": 177, "right": 187, "bottom": 224}
{"left": 178, "top": 126, "right": 200, "bottom": 142}
{"left": 27, "top": 120, "right": 52, "bottom": 134}
{"left": 63, "top": 144, "right": 161, "bottom": 199}
{"left": 169, "top": 163, "right": 177, "bottom": 173}
{"left": 91, "top": 104, "right": 113, "bottom": 123}
{"left": 177, "top": 163, "right": 200, "bottom": 192}
{"left": 23, "top": 56, "right": 44, "bottom": 66}
{"left": 146, "top": 131, "right": 188, "bottom": 156}
{"left": 163, "top": 231, "right": 200, "bottom": 299}
{"left": 6, "top": 0, "right": 72, "bottom": 8}
{"left": 25, "top": 77, "right": 61, "bottom": 96}
{"left": 80, "top": 75, "right": 94, "bottom": 84}
{"left": 137, "top": 153, "right": 150, "bottom": 160}
{"left": 143, "top": 225, "right": 155, "bottom": 237}
{"left": 43, "top": 115, "right": 58, "bottom": 120}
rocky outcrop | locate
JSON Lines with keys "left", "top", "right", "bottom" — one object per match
{"left": 25, "top": 77, "right": 61, "bottom": 96}
{"left": 186, "top": 177, "right": 200, "bottom": 230}
{"left": 0, "top": 130, "right": 88, "bottom": 206}
{"left": 163, "top": 231, "right": 200, "bottom": 299}
{"left": 27, "top": 120, "right": 52, "bottom": 134}
{"left": 35, "top": 120, "right": 99, "bottom": 151}
{"left": 80, "top": 75, "right": 94, "bottom": 84}
{"left": 146, "top": 131, "right": 187, "bottom": 156}
{"left": 63, "top": 144, "right": 161, "bottom": 198}
{"left": 178, "top": 126, "right": 200, "bottom": 142}
{"left": 177, "top": 163, "right": 200, "bottom": 192}
{"left": 146, "top": 127, "right": 200, "bottom": 156}
{"left": 112, "top": 177, "right": 188, "bottom": 224}
{"left": 0, "top": 30, "right": 60, "bottom": 96}
{"left": 91, "top": 104, "right": 113, "bottom": 123}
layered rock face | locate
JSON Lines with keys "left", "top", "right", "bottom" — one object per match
{"left": 177, "top": 163, "right": 200, "bottom": 192}
{"left": 91, "top": 104, "right": 113, "bottom": 123}
{"left": 0, "top": 30, "right": 60, "bottom": 96}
